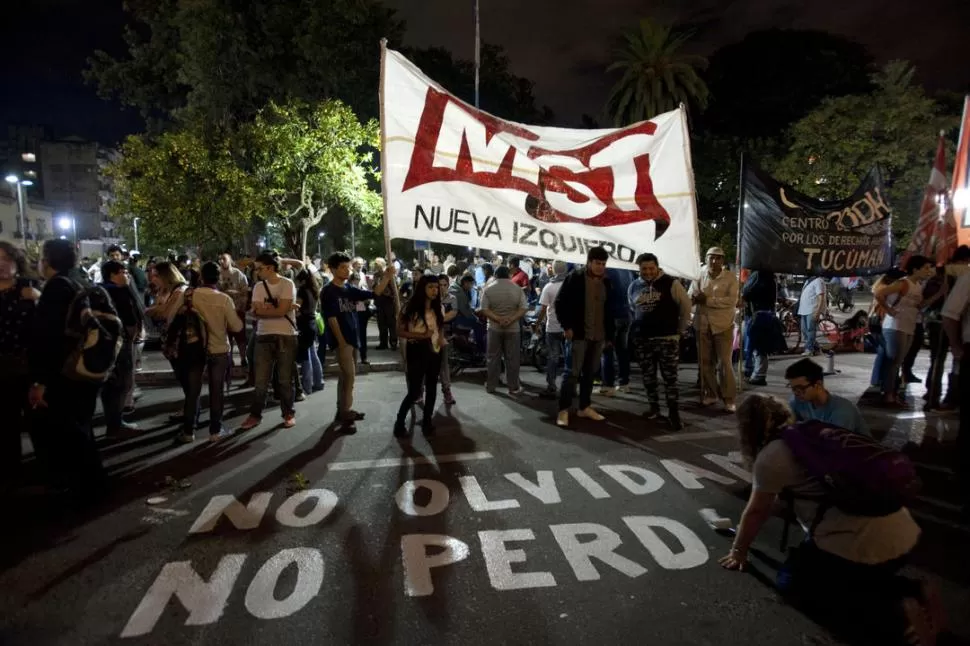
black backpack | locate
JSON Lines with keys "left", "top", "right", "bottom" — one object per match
{"left": 60, "top": 277, "right": 125, "bottom": 383}
{"left": 163, "top": 288, "right": 208, "bottom": 360}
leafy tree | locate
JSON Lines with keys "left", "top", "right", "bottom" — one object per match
{"left": 86, "top": 0, "right": 403, "bottom": 127}
{"left": 692, "top": 134, "right": 784, "bottom": 261}
{"left": 107, "top": 126, "right": 258, "bottom": 255}
{"left": 773, "top": 61, "right": 958, "bottom": 240}
{"left": 244, "top": 99, "right": 382, "bottom": 259}
{"left": 85, "top": 0, "right": 187, "bottom": 132}
{"left": 404, "top": 44, "right": 553, "bottom": 124}
{"left": 606, "top": 19, "right": 709, "bottom": 126}
{"left": 702, "top": 29, "right": 873, "bottom": 139}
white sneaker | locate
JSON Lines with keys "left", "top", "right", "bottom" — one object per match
{"left": 578, "top": 407, "right": 605, "bottom": 421}
{"left": 598, "top": 387, "right": 616, "bottom": 397}
{"left": 556, "top": 410, "right": 569, "bottom": 427}
{"left": 616, "top": 384, "right": 630, "bottom": 393}
{"left": 724, "top": 401, "right": 737, "bottom": 413}
{"left": 701, "top": 396, "right": 718, "bottom": 406}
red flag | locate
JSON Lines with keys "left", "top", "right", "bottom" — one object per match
{"left": 902, "top": 134, "right": 952, "bottom": 266}
{"left": 954, "top": 96, "right": 970, "bottom": 249}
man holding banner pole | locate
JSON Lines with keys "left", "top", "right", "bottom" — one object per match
{"left": 690, "top": 247, "right": 739, "bottom": 412}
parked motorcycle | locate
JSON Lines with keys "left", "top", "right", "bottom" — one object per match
{"left": 448, "top": 325, "right": 486, "bottom": 378}
{"left": 528, "top": 327, "right": 548, "bottom": 371}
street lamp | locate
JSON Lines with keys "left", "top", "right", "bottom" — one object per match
{"left": 4, "top": 174, "right": 30, "bottom": 248}
{"left": 317, "top": 231, "right": 324, "bottom": 259}
{"left": 58, "top": 214, "right": 77, "bottom": 246}
{"left": 132, "top": 217, "right": 140, "bottom": 253}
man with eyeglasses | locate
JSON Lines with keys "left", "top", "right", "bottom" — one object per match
{"left": 784, "top": 358, "right": 870, "bottom": 437}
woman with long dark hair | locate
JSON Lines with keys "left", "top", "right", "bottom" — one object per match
{"left": 723, "top": 394, "right": 942, "bottom": 645}
{"left": 0, "top": 242, "right": 40, "bottom": 491}
{"left": 394, "top": 275, "right": 445, "bottom": 438}
{"left": 295, "top": 266, "right": 324, "bottom": 395}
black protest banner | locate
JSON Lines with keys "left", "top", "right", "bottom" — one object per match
{"left": 739, "top": 163, "right": 894, "bottom": 276}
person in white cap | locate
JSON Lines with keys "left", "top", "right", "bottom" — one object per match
{"left": 689, "top": 247, "right": 739, "bottom": 412}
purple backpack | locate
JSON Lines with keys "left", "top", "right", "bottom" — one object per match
{"left": 780, "top": 420, "right": 921, "bottom": 518}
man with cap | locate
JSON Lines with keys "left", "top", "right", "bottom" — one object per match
{"left": 689, "top": 247, "right": 739, "bottom": 412}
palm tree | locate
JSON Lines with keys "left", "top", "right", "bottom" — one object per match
{"left": 606, "top": 19, "right": 709, "bottom": 126}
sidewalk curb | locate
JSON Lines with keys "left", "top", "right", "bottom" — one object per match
{"left": 135, "top": 361, "right": 403, "bottom": 386}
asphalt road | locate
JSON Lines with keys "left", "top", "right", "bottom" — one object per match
{"left": 1, "top": 350, "right": 968, "bottom": 646}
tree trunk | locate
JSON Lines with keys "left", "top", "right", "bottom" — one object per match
{"left": 300, "top": 220, "right": 309, "bottom": 261}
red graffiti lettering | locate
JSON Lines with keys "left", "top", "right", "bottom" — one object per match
{"left": 402, "top": 88, "right": 671, "bottom": 235}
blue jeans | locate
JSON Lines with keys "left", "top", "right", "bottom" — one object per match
{"left": 456, "top": 314, "right": 486, "bottom": 353}
{"left": 751, "top": 350, "right": 768, "bottom": 379}
{"left": 801, "top": 315, "right": 818, "bottom": 352}
{"left": 205, "top": 353, "right": 230, "bottom": 435}
{"left": 601, "top": 318, "right": 631, "bottom": 387}
{"left": 881, "top": 329, "right": 914, "bottom": 396}
{"left": 869, "top": 330, "right": 886, "bottom": 387}
{"left": 743, "top": 317, "right": 754, "bottom": 376}
{"left": 545, "top": 331, "right": 565, "bottom": 389}
{"left": 299, "top": 342, "right": 324, "bottom": 394}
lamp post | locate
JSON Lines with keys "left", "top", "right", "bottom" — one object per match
{"left": 4, "top": 174, "right": 32, "bottom": 249}
{"left": 349, "top": 214, "right": 356, "bottom": 258}
{"left": 133, "top": 217, "right": 140, "bottom": 253}
{"left": 58, "top": 214, "right": 77, "bottom": 246}
{"left": 317, "top": 231, "right": 324, "bottom": 259}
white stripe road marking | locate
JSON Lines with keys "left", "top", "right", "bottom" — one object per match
{"left": 653, "top": 430, "right": 735, "bottom": 443}
{"left": 916, "top": 495, "right": 964, "bottom": 512}
{"left": 328, "top": 452, "right": 495, "bottom": 471}
{"left": 912, "top": 462, "right": 955, "bottom": 475}
{"left": 911, "top": 508, "right": 970, "bottom": 534}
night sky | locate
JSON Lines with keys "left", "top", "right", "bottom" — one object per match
{"left": 2, "top": 0, "right": 967, "bottom": 144}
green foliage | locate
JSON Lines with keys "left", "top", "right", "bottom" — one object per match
{"left": 692, "top": 134, "right": 786, "bottom": 261}
{"left": 773, "top": 61, "right": 959, "bottom": 241}
{"left": 606, "top": 19, "right": 709, "bottom": 126}
{"left": 244, "top": 100, "right": 382, "bottom": 258}
{"left": 702, "top": 29, "right": 873, "bottom": 139}
{"left": 86, "top": 0, "right": 403, "bottom": 126}
{"left": 404, "top": 44, "right": 553, "bottom": 124}
{"left": 107, "top": 126, "right": 258, "bottom": 255}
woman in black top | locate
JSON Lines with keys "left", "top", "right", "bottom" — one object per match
{"left": 394, "top": 275, "right": 445, "bottom": 439}
{"left": 0, "top": 242, "right": 40, "bottom": 491}
{"left": 295, "top": 268, "right": 324, "bottom": 394}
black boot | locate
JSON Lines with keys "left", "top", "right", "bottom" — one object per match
{"left": 393, "top": 419, "right": 410, "bottom": 438}
{"left": 421, "top": 420, "right": 436, "bottom": 437}
{"left": 667, "top": 401, "right": 683, "bottom": 431}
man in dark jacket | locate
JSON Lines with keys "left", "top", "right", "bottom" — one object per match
{"left": 553, "top": 246, "right": 614, "bottom": 427}
{"left": 100, "top": 260, "right": 145, "bottom": 436}
{"left": 599, "top": 267, "right": 634, "bottom": 395}
{"left": 629, "top": 253, "right": 692, "bottom": 429}
{"left": 28, "top": 239, "right": 106, "bottom": 498}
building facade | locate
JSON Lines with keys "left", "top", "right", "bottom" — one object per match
{"left": 0, "top": 196, "right": 55, "bottom": 248}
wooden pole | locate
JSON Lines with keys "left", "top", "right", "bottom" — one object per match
{"left": 474, "top": 0, "right": 480, "bottom": 109}
{"left": 379, "top": 40, "right": 402, "bottom": 319}
{"left": 736, "top": 153, "right": 747, "bottom": 394}
{"left": 678, "top": 105, "right": 707, "bottom": 405}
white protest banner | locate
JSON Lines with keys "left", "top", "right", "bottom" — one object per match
{"left": 380, "top": 47, "right": 702, "bottom": 276}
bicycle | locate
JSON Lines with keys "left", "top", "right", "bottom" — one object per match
{"left": 776, "top": 300, "right": 838, "bottom": 353}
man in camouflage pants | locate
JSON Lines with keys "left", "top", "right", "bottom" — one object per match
{"left": 629, "top": 253, "right": 692, "bottom": 430}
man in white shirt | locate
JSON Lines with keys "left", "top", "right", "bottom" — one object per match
{"left": 240, "top": 252, "right": 299, "bottom": 431}
{"left": 194, "top": 262, "right": 244, "bottom": 440}
{"left": 537, "top": 260, "right": 568, "bottom": 394}
{"left": 481, "top": 266, "right": 528, "bottom": 394}
{"left": 797, "top": 276, "right": 827, "bottom": 355}
{"left": 218, "top": 252, "right": 250, "bottom": 369}
{"left": 689, "top": 247, "right": 739, "bottom": 412}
